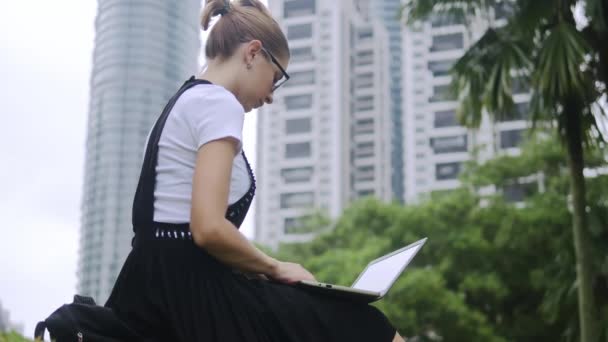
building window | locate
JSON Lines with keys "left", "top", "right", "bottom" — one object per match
{"left": 284, "top": 0, "right": 316, "bottom": 18}
{"left": 358, "top": 28, "right": 373, "bottom": 40}
{"left": 428, "top": 59, "right": 456, "bottom": 77}
{"left": 285, "top": 142, "right": 311, "bottom": 158}
{"left": 499, "top": 102, "right": 529, "bottom": 122}
{"left": 435, "top": 162, "right": 461, "bottom": 180}
{"left": 513, "top": 102, "right": 530, "bottom": 120}
{"left": 280, "top": 192, "right": 314, "bottom": 209}
{"left": 500, "top": 129, "right": 524, "bottom": 149}
{"left": 355, "top": 141, "right": 374, "bottom": 158}
{"left": 356, "top": 165, "right": 374, "bottom": 182}
{"left": 284, "top": 70, "right": 315, "bottom": 87}
{"left": 430, "top": 84, "right": 456, "bottom": 102}
{"left": 430, "top": 33, "right": 464, "bottom": 52}
{"left": 287, "top": 23, "right": 313, "bottom": 40}
{"left": 430, "top": 135, "right": 467, "bottom": 154}
{"left": 281, "top": 167, "right": 313, "bottom": 183}
{"left": 494, "top": 2, "right": 515, "bottom": 20}
{"left": 512, "top": 76, "right": 530, "bottom": 94}
{"left": 285, "top": 117, "right": 312, "bottom": 134}
{"left": 356, "top": 50, "right": 373, "bottom": 65}
{"left": 356, "top": 95, "right": 374, "bottom": 111}
{"left": 285, "top": 94, "right": 313, "bottom": 110}
{"left": 284, "top": 216, "right": 316, "bottom": 234}
{"left": 355, "top": 118, "right": 374, "bottom": 135}
{"left": 430, "top": 14, "right": 465, "bottom": 27}
{"left": 291, "top": 46, "right": 314, "bottom": 62}
{"left": 356, "top": 72, "right": 373, "bottom": 88}
{"left": 434, "top": 109, "right": 458, "bottom": 128}
{"left": 503, "top": 182, "right": 536, "bottom": 202}
{"left": 357, "top": 189, "right": 375, "bottom": 197}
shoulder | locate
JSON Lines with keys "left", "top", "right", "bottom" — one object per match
{"left": 178, "top": 84, "right": 244, "bottom": 119}
{"left": 175, "top": 84, "right": 245, "bottom": 151}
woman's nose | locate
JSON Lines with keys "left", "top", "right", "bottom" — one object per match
{"left": 265, "top": 93, "right": 274, "bottom": 104}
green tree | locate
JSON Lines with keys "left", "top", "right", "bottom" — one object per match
{"left": 461, "top": 133, "right": 608, "bottom": 341}
{"left": 401, "top": 1, "right": 608, "bottom": 340}
{"left": 273, "top": 134, "right": 607, "bottom": 341}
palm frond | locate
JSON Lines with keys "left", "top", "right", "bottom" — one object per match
{"left": 585, "top": 0, "right": 608, "bottom": 32}
{"left": 401, "top": 0, "right": 490, "bottom": 25}
{"left": 509, "top": 0, "right": 560, "bottom": 34}
{"left": 528, "top": 93, "right": 556, "bottom": 132}
{"left": 534, "top": 22, "right": 593, "bottom": 106}
{"left": 451, "top": 27, "right": 532, "bottom": 128}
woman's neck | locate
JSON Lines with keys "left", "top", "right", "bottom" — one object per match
{"left": 198, "top": 60, "right": 239, "bottom": 96}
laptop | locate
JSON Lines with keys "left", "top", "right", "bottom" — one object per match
{"left": 295, "top": 238, "right": 427, "bottom": 303}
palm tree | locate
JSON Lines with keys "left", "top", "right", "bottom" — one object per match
{"left": 401, "top": 1, "right": 607, "bottom": 341}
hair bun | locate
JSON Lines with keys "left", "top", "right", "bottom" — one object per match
{"left": 201, "top": 0, "right": 232, "bottom": 30}
{"left": 216, "top": 0, "right": 231, "bottom": 16}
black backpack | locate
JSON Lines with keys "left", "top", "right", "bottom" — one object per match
{"left": 34, "top": 295, "right": 143, "bottom": 341}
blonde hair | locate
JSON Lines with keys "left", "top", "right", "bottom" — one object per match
{"left": 201, "top": 0, "right": 290, "bottom": 61}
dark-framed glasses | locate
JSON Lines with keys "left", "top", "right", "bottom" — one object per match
{"left": 260, "top": 46, "right": 290, "bottom": 91}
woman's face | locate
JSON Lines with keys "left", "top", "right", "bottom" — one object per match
{"left": 239, "top": 42, "right": 289, "bottom": 112}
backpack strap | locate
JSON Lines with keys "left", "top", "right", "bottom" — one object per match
{"left": 34, "top": 321, "right": 47, "bottom": 341}
{"left": 73, "top": 294, "right": 96, "bottom": 306}
{"left": 131, "top": 77, "right": 213, "bottom": 232}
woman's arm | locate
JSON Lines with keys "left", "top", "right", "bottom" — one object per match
{"left": 190, "top": 138, "right": 315, "bottom": 283}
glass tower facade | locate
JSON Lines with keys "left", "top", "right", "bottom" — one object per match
{"left": 370, "top": 0, "right": 404, "bottom": 203}
{"left": 77, "top": 0, "right": 200, "bottom": 303}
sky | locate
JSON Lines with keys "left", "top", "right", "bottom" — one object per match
{"left": 0, "top": 1, "right": 260, "bottom": 337}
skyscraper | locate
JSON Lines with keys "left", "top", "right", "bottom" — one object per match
{"left": 0, "top": 300, "right": 10, "bottom": 332}
{"left": 366, "top": 0, "right": 405, "bottom": 203}
{"left": 77, "top": 0, "right": 201, "bottom": 303}
{"left": 402, "top": 8, "right": 530, "bottom": 202}
{"left": 255, "top": 0, "right": 393, "bottom": 248}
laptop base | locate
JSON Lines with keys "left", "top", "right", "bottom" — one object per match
{"left": 295, "top": 281, "right": 382, "bottom": 303}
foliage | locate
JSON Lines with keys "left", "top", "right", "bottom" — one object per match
{"left": 270, "top": 135, "right": 608, "bottom": 341}
{"left": 0, "top": 331, "right": 32, "bottom": 342}
{"left": 400, "top": 1, "right": 608, "bottom": 340}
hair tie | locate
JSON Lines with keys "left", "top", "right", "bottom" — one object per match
{"left": 218, "top": 0, "right": 231, "bottom": 15}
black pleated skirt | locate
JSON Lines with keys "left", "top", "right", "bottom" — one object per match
{"left": 105, "top": 225, "right": 396, "bottom": 342}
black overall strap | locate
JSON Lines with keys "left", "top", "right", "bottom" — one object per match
{"left": 132, "top": 77, "right": 212, "bottom": 232}
{"left": 224, "top": 152, "right": 256, "bottom": 228}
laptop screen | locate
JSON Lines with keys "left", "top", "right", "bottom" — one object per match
{"left": 351, "top": 243, "right": 422, "bottom": 294}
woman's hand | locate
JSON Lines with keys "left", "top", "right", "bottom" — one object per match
{"left": 269, "top": 261, "right": 316, "bottom": 284}
{"left": 242, "top": 273, "right": 269, "bottom": 281}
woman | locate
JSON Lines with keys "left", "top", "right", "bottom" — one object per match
{"left": 105, "top": 0, "right": 405, "bottom": 341}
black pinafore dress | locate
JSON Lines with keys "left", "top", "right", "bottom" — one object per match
{"left": 105, "top": 77, "right": 396, "bottom": 342}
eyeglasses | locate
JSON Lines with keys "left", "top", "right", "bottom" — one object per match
{"left": 260, "top": 46, "right": 290, "bottom": 91}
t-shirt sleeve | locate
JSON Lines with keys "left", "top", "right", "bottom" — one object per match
{"left": 181, "top": 87, "right": 245, "bottom": 153}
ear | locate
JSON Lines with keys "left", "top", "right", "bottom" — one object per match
{"left": 243, "top": 39, "right": 263, "bottom": 65}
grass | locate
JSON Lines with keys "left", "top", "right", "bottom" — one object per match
{"left": 0, "top": 331, "right": 32, "bottom": 342}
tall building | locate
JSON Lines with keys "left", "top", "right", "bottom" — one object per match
{"left": 365, "top": 0, "right": 405, "bottom": 203}
{"left": 349, "top": 16, "right": 393, "bottom": 202}
{"left": 0, "top": 300, "right": 21, "bottom": 334}
{"left": 77, "top": 0, "right": 201, "bottom": 303}
{"left": 255, "top": 0, "right": 393, "bottom": 248}
{"left": 402, "top": 7, "right": 530, "bottom": 202}
{"left": 0, "top": 300, "right": 9, "bottom": 332}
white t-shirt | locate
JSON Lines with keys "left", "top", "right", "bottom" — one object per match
{"left": 151, "top": 83, "right": 251, "bottom": 223}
